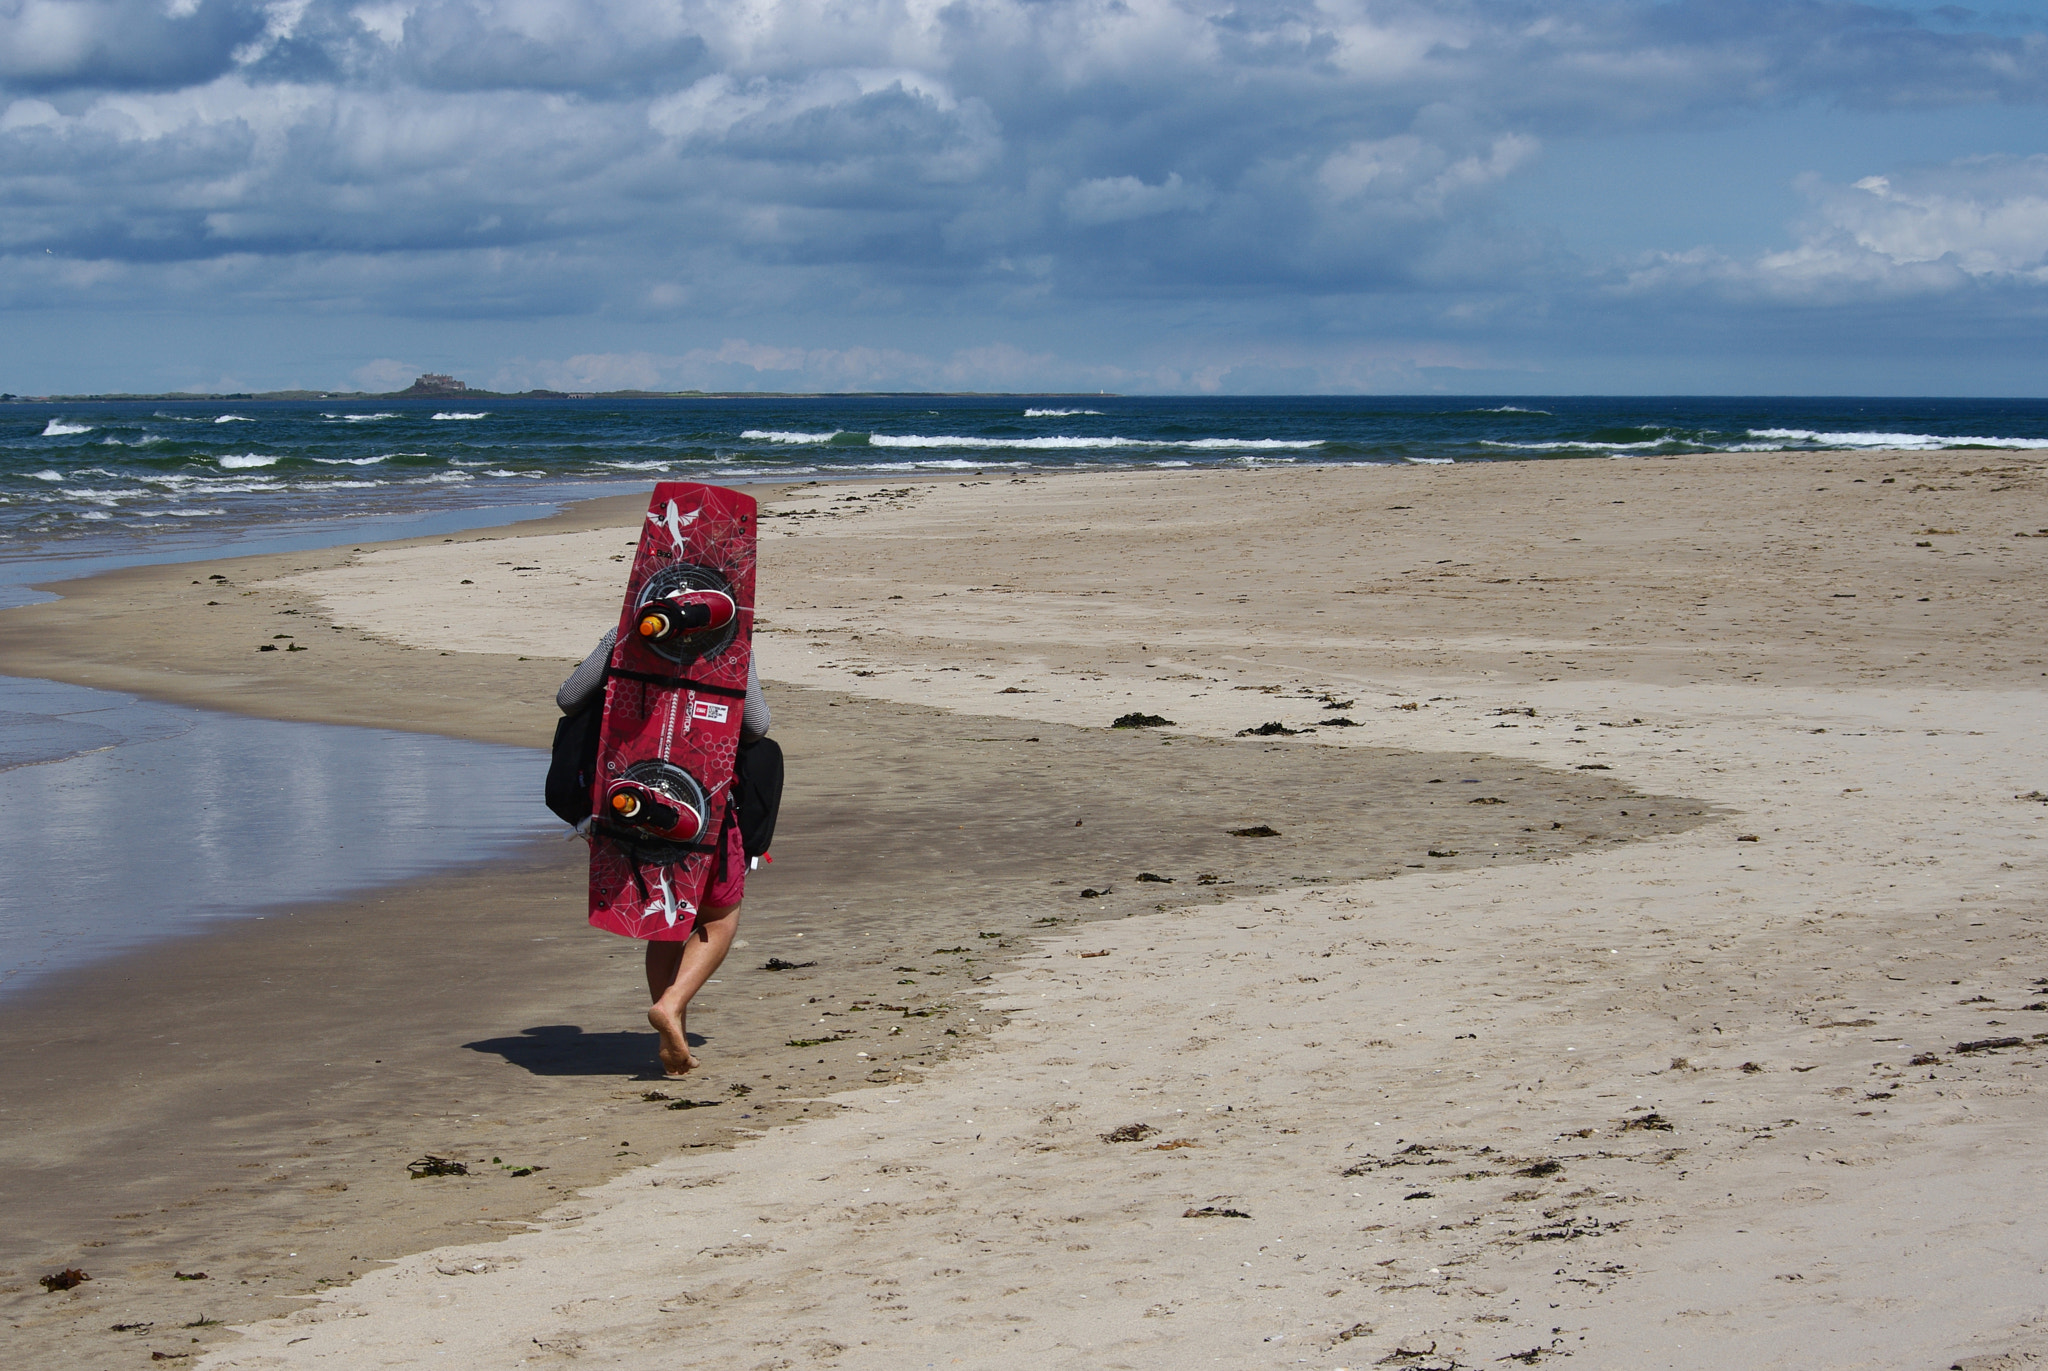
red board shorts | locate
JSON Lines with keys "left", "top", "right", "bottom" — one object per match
{"left": 701, "top": 816, "right": 746, "bottom": 913}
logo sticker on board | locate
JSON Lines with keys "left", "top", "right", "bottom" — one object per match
{"left": 692, "top": 700, "right": 730, "bottom": 723}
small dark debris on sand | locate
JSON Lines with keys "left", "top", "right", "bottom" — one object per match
{"left": 407, "top": 1155, "right": 468, "bottom": 1178}
{"left": 1196, "top": 872, "right": 1227, "bottom": 883}
{"left": 1492, "top": 707, "right": 1537, "bottom": 718}
{"left": 1112, "top": 712, "right": 1176, "bottom": 728}
{"left": 1740, "top": 1061, "right": 1765, "bottom": 1073}
{"left": 1136, "top": 871, "right": 1174, "bottom": 882}
{"left": 1956, "top": 1036, "right": 2027, "bottom": 1054}
{"left": 111, "top": 1321, "right": 153, "bottom": 1332}
{"left": 173, "top": 1271, "right": 208, "bottom": 1281}
{"left": 40, "top": 1268, "right": 90, "bottom": 1292}
{"left": 1079, "top": 887, "right": 1110, "bottom": 898}
{"left": 1428, "top": 848, "right": 1459, "bottom": 858}
{"left": 786, "top": 1032, "right": 852, "bottom": 1048}
{"left": 1621, "top": 1112, "right": 1674, "bottom": 1132}
{"left": 1911, "top": 1052, "right": 1945, "bottom": 1066}
{"left": 1237, "top": 721, "right": 1300, "bottom": 737}
{"left": 1468, "top": 796, "right": 1506, "bottom": 805}
{"left": 2016, "top": 790, "right": 2048, "bottom": 802}
{"left": 1515, "top": 1159, "right": 1562, "bottom": 1178}
{"left": 1736, "top": 833, "right": 1761, "bottom": 842}
{"left": 666, "top": 1098, "right": 724, "bottom": 1111}
{"left": 1102, "top": 1122, "right": 1159, "bottom": 1143}
{"left": 1574, "top": 763, "right": 1612, "bottom": 771}
{"left": 761, "top": 957, "right": 817, "bottom": 971}
{"left": 1183, "top": 1205, "right": 1251, "bottom": 1219}
{"left": 1229, "top": 824, "right": 1281, "bottom": 838}
{"left": 1320, "top": 716, "right": 1361, "bottom": 726}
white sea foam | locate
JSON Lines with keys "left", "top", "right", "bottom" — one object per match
{"left": 1182, "top": 438, "right": 1319, "bottom": 450}
{"left": 214, "top": 414, "right": 251, "bottom": 423}
{"left": 1479, "top": 439, "right": 1670, "bottom": 452}
{"left": 324, "top": 412, "right": 398, "bottom": 422}
{"left": 29, "top": 469, "right": 62, "bottom": 481}
{"left": 311, "top": 455, "right": 390, "bottom": 465}
{"left": 1739, "top": 428, "right": 2048, "bottom": 451}
{"left": 855, "top": 459, "right": 1027, "bottom": 471}
{"left": 742, "top": 429, "right": 844, "bottom": 443}
{"left": 41, "top": 420, "right": 91, "bottom": 436}
{"left": 603, "top": 460, "right": 680, "bottom": 470}
{"left": 869, "top": 433, "right": 1321, "bottom": 451}
{"left": 135, "top": 508, "right": 226, "bottom": 518}
{"left": 432, "top": 411, "right": 489, "bottom": 421}
{"left": 1471, "top": 406, "right": 1551, "bottom": 415}
{"left": 79, "top": 510, "right": 110, "bottom": 521}
{"left": 217, "top": 454, "right": 279, "bottom": 469}
{"left": 1024, "top": 408, "right": 1104, "bottom": 417}
{"left": 1405, "top": 456, "right": 1455, "bottom": 465}
{"left": 60, "top": 487, "right": 149, "bottom": 505}
{"left": 424, "top": 471, "right": 474, "bottom": 482}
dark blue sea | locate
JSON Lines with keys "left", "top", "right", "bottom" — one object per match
{"left": 6, "top": 395, "right": 2047, "bottom": 567}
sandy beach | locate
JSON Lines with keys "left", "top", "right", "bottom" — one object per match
{"left": 5, "top": 450, "right": 2046, "bottom": 1369}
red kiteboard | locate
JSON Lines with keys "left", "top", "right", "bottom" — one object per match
{"left": 586, "top": 482, "right": 756, "bottom": 940}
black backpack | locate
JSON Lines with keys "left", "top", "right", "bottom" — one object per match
{"left": 544, "top": 701, "right": 605, "bottom": 825}
{"left": 732, "top": 736, "right": 783, "bottom": 858}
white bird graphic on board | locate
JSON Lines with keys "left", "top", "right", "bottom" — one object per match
{"left": 647, "top": 498, "right": 699, "bottom": 549}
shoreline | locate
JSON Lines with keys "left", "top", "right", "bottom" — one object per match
{"left": 4, "top": 452, "right": 2046, "bottom": 1368}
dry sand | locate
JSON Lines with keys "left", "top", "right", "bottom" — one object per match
{"left": 6, "top": 451, "right": 2046, "bottom": 1369}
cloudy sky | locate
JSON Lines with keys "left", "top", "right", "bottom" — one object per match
{"left": 4, "top": 0, "right": 2047, "bottom": 394}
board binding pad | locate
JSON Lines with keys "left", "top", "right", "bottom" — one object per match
{"left": 587, "top": 483, "right": 756, "bottom": 941}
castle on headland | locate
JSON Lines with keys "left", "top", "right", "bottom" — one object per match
{"left": 396, "top": 373, "right": 468, "bottom": 396}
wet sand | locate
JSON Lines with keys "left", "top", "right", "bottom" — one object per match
{"left": 4, "top": 450, "right": 2046, "bottom": 1369}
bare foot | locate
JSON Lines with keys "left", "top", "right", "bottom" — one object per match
{"left": 647, "top": 1003, "right": 696, "bottom": 1077}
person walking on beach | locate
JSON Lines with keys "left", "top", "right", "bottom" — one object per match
{"left": 557, "top": 627, "right": 772, "bottom": 1077}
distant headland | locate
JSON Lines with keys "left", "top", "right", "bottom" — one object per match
{"left": 0, "top": 374, "right": 1119, "bottom": 402}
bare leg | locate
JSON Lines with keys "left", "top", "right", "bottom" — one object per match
{"left": 645, "top": 901, "right": 741, "bottom": 1078}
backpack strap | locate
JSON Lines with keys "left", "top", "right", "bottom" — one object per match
{"left": 603, "top": 666, "right": 748, "bottom": 700}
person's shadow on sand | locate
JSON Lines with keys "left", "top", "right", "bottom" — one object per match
{"left": 464, "top": 1024, "right": 705, "bottom": 1077}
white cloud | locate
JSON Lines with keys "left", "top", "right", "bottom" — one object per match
{"left": 1062, "top": 172, "right": 1209, "bottom": 224}
{"left": 1819, "top": 160, "right": 2048, "bottom": 278}
{"left": 1621, "top": 154, "right": 2048, "bottom": 302}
